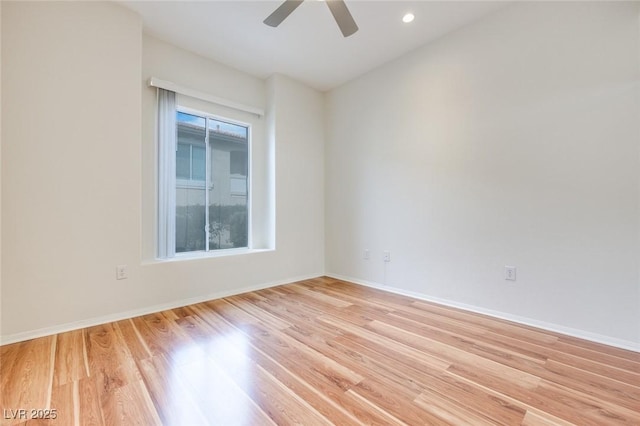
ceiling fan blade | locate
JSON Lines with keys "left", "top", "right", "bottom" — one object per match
{"left": 325, "top": 0, "right": 358, "bottom": 37}
{"left": 264, "top": 0, "right": 305, "bottom": 27}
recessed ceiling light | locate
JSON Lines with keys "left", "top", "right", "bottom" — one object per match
{"left": 402, "top": 13, "right": 415, "bottom": 24}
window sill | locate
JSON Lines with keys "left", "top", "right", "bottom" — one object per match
{"left": 144, "top": 247, "right": 274, "bottom": 265}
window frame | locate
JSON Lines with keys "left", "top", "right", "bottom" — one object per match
{"left": 173, "top": 105, "right": 252, "bottom": 257}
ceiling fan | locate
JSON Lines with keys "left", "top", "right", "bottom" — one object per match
{"left": 264, "top": 0, "right": 359, "bottom": 38}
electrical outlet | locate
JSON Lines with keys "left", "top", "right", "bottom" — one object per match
{"left": 116, "top": 265, "right": 128, "bottom": 280}
{"left": 505, "top": 266, "right": 516, "bottom": 281}
{"left": 383, "top": 251, "right": 391, "bottom": 262}
{"left": 363, "top": 249, "right": 370, "bottom": 260}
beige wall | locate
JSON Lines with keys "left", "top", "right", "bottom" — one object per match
{"left": 1, "top": 3, "right": 325, "bottom": 341}
{"left": 326, "top": 1, "right": 640, "bottom": 348}
{"left": 269, "top": 74, "right": 325, "bottom": 269}
{"left": 2, "top": 1, "right": 143, "bottom": 340}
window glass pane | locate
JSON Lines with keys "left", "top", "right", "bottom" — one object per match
{"left": 191, "top": 146, "right": 206, "bottom": 181}
{"left": 209, "top": 120, "right": 248, "bottom": 140}
{"left": 175, "top": 192, "right": 205, "bottom": 253}
{"left": 177, "top": 111, "right": 206, "bottom": 129}
{"left": 176, "top": 143, "right": 190, "bottom": 180}
{"left": 176, "top": 112, "right": 206, "bottom": 253}
{"left": 230, "top": 150, "right": 247, "bottom": 176}
{"left": 208, "top": 118, "right": 249, "bottom": 249}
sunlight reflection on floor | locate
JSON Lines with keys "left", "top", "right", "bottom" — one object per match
{"left": 169, "top": 331, "right": 255, "bottom": 425}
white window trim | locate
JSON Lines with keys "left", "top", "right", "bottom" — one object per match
{"left": 149, "top": 77, "right": 264, "bottom": 117}
{"left": 145, "top": 248, "right": 274, "bottom": 265}
{"left": 155, "top": 82, "right": 267, "bottom": 261}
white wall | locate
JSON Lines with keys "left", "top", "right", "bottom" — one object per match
{"left": 268, "top": 74, "right": 325, "bottom": 270}
{"left": 2, "top": 1, "right": 143, "bottom": 340}
{"left": 1, "top": 3, "right": 325, "bottom": 341}
{"left": 326, "top": 1, "right": 640, "bottom": 348}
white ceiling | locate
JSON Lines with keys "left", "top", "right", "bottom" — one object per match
{"left": 121, "top": 1, "right": 510, "bottom": 91}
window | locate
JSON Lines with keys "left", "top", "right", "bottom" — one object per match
{"left": 172, "top": 109, "right": 250, "bottom": 254}
{"left": 155, "top": 87, "right": 267, "bottom": 260}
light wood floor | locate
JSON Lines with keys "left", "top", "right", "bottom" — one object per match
{"left": 1, "top": 277, "right": 639, "bottom": 425}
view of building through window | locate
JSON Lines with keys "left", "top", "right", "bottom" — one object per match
{"left": 175, "top": 111, "right": 249, "bottom": 253}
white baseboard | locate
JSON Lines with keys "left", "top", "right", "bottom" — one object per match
{"left": 5, "top": 272, "right": 638, "bottom": 353}
{"left": 326, "top": 273, "right": 640, "bottom": 353}
{"left": 0, "top": 273, "right": 324, "bottom": 346}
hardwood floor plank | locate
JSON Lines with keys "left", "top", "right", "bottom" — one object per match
{"left": 374, "top": 309, "right": 640, "bottom": 414}
{"left": 284, "top": 318, "right": 459, "bottom": 403}
{"left": 226, "top": 294, "right": 294, "bottom": 331}
{"left": 286, "top": 283, "right": 353, "bottom": 308}
{"left": 176, "top": 355, "right": 277, "bottom": 425}
{"left": 44, "top": 337, "right": 56, "bottom": 410}
{"left": 352, "top": 377, "right": 447, "bottom": 425}
{"left": 542, "top": 359, "right": 640, "bottom": 412}
{"left": 137, "top": 312, "right": 192, "bottom": 363}
{"left": 317, "top": 315, "right": 451, "bottom": 371}
{"left": 52, "top": 331, "right": 87, "bottom": 387}
{"left": 332, "top": 329, "right": 529, "bottom": 425}
{"left": 195, "top": 302, "right": 405, "bottom": 425}
{"left": 99, "top": 380, "right": 161, "bottom": 426}
{"left": 85, "top": 324, "right": 137, "bottom": 395}
{"left": 0, "top": 336, "right": 56, "bottom": 425}
{"left": 48, "top": 381, "right": 76, "bottom": 426}
{"left": 181, "top": 308, "right": 365, "bottom": 425}
{"left": 381, "top": 309, "right": 549, "bottom": 367}
{"left": 137, "top": 355, "right": 211, "bottom": 426}
{"left": 238, "top": 364, "right": 332, "bottom": 425}
{"left": 391, "top": 305, "right": 490, "bottom": 338}
{"left": 85, "top": 323, "right": 161, "bottom": 426}
{"left": 521, "top": 410, "right": 576, "bottom": 426}
{"left": 319, "top": 279, "right": 418, "bottom": 307}
{"left": 113, "top": 320, "right": 152, "bottom": 362}
{"left": 297, "top": 281, "right": 397, "bottom": 314}
{"left": 76, "top": 378, "right": 104, "bottom": 426}
{"left": 367, "top": 319, "right": 543, "bottom": 389}
{"left": 413, "top": 389, "right": 504, "bottom": 425}
{"left": 447, "top": 364, "right": 614, "bottom": 425}
{"left": 411, "top": 299, "right": 560, "bottom": 346}
{"left": 535, "top": 379, "right": 640, "bottom": 424}
{"left": 246, "top": 288, "right": 330, "bottom": 327}
{"left": 248, "top": 321, "right": 364, "bottom": 391}
{"left": 548, "top": 352, "right": 640, "bottom": 387}
{"left": 417, "top": 315, "right": 640, "bottom": 387}
{"left": 557, "top": 335, "right": 640, "bottom": 363}
{"left": 188, "top": 304, "right": 348, "bottom": 403}
{"left": 211, "top": 300, "right": 366, "bottom": 391}
{"left": 550, "top": 340, "right": 640, "bottom": 374}
{"left": 342, "top": 389, "right": 408, "bottom": 426}
{"left": 426, "top": 370, "right": 528, "bottom": 425}
{"left": 1, "top": 277, "right": 638, "bottom": 425}
{"left": 389, "top": 308, "right": 546, "bottom": 361}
